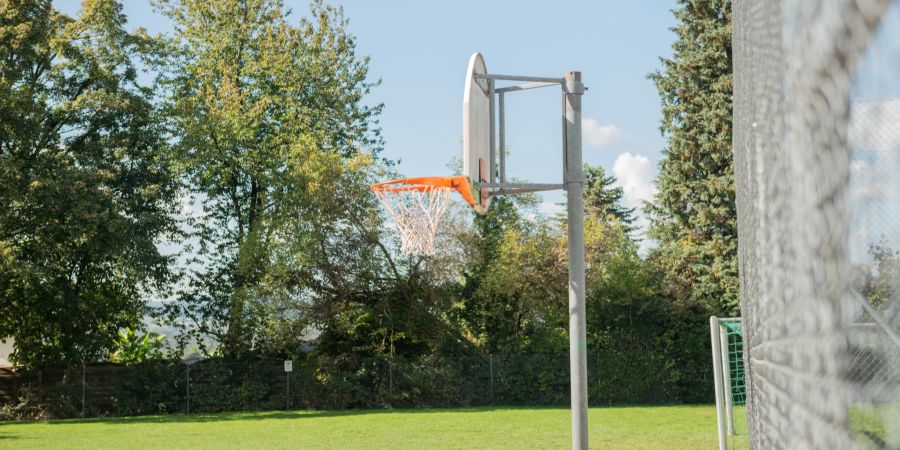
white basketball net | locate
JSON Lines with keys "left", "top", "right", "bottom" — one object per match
{"left": 373, "top": 185, "right": 453, "bottom": 256}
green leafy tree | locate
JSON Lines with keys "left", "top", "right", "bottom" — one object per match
{"left": 158, "top": 0, "right": 385, "bottom": 356}
{"left": 856, "top": 238, "right": 900, "bottom": 309}
{"left": 0, "top": 0, "right": 179, "bottom": 369}
{"left": 647, "top": 0, "right": 737, "bottom": 314}
{"left": 110, "top": 328, "right": 166, "bottom": 365}
{"left": 453, "top": 197, "right": 528, "bottom": 351}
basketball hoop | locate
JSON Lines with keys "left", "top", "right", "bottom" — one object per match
{"left": 371, "top": 54, "right": 591, "bottom": 447}
{"left": 371, "top": 176, "right": 476, "bottom": 256}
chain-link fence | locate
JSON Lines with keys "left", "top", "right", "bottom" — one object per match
{"left": 733, "top": 0, "right": 900, "bottom": 448}
{"left": 0, "top": 349, "right": 714, "bottom": 419}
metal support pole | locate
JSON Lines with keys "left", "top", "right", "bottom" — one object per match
{"left": 495, "top": 81, "right": 560, "bottom": 93}
{"left": 474, "top": 73, "right": 564, "bottom": 84}
{"left": 720, "top": 323, "right": 735, "bottom": 435}
{"left": 81, "top": 362, "right": 85, "bottom": 418}
{"left": 286, "top": 372, "right": 291, "bottom": 410}
{"left": 489, "top": 79, "right": 496, "bottom": 182}
{"left": 186, "top": 365, "right": 191, "bottom": 415}
{"left": 498, "top": 92, "right": 506, "bottom": 184}
{"left": 489, "top": 354, "right": 495, "bottom": 402}
{"left": 564, "top": 71, "right": 588, "bottom": 450}
{"left": 561, "top": 92, "right": 568, "bottom": 184}
{"left": 710, "top": 316, "right": 728, "bottom": 450}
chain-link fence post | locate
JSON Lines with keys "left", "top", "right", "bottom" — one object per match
{"left": 489, "top": 354, "right": 494, "bottom": 402}
{"left": 186, "top": 364, "right": 190, "bottom": 414}
{"left": 81, "top": 362, "right": 85, "bottom": 418}
{"left": 284, "top": 359, "right": 292, "bottom": 410}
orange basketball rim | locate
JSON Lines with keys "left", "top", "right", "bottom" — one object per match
{"left": 370, "top": 176, "right": 477, "bottom": 206}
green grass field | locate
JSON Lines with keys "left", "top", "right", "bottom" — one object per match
{"left": 0, "top": 405, "right": 749, "bottom": 449}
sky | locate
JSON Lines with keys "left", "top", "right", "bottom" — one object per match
{"left": 54, "top": 0, "right": 679, "bottom": 239}
{"left": 847, "top": 3, "right": 900, "bottom": 264}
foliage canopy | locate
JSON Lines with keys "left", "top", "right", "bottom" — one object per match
{"left": 0, "top": 0, "right": 179, "bottom": 368}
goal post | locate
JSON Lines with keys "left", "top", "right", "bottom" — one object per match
{"left": 711, "top": 316, "right": 745, "bottom": 450}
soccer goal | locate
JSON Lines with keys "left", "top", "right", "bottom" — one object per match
{"left": 710, "top": 316, "right": 746, "bottom": 450}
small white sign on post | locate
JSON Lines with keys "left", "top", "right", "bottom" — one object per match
{"left": 283, "top": 359, "right": 293, "bottom": 372}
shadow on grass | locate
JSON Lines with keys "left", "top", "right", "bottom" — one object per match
{"left": 30, "top": 406, "right": 533, "bottom": 426}
{"left": 3, "top": 404, "right": 714, "bottom": 427}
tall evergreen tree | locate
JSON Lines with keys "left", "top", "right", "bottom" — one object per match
{"left": 647, "top": 0, "right": 737, "bottom": 314}
{"left": 583, "top": 164, "right": 635, "bottom": 232}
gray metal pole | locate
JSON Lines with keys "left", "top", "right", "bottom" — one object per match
{"left": 499, "top": 92, "right": 506, "bottom": 184}
{"left": 81, "top": 363, "right": 85, "bottom": 418}
{"left": 186, "top": 364, "right": 191, "bottom": 415}
{"left": 489, "top": 79, "right": 496, "bottom": 182}
{"left": 720, "top": 324, "right": 735, "bottom": 435}
{"left": 564, "top": 71, "right": 588, "bottom": 450}
{"left": 489, "top": 353, "right": 494, "bottom": 402}
{"left": 710, "top": 316, "right": 728, "bottom": 450}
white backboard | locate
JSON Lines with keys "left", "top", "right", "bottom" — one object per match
{"left": 463, "top": 52, "right": 492, "bottom": 213}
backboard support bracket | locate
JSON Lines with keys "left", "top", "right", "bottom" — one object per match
{"left": 480, "top": 182, "right": 564, "bottom": 197}
{"left": 468, "top": 64, "right": 570, "bottom": 203}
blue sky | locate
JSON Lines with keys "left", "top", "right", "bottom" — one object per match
{"left": 55, "top": 0, "right": 678, "bottom": 232}
{"left": 334, "top": 0, "right": 678, "bottom": 226}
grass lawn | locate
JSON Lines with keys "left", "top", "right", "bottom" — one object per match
{"left": 0, "top": 405, "right": 749, "bottom": 449}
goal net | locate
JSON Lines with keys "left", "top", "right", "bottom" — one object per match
{"left": 711, "top": 317, "right": 747, "bottom": 448}
{"left": 733, "top": 0, "right": 900, "bottom": 448}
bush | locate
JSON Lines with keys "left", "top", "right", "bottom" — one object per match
{"left": 113, "top": 361, "right": 182, "bottom": 416}
{"left": 0, "top": 386, "right": 50, "bottom": 421}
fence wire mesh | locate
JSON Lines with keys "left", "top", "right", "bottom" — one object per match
{"left": 0, "top": 351, "right": 706, "bottom": 419}
{"left": 733, "top": 0, "right": 900, "bottom": 448}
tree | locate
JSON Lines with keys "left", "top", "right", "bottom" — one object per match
{"left": 646, "top": 0, "right": 737, "bottom": 314}
{"left": 110, "top": 328, "right": 166, "bottom": 365}
{"left": 0, "top": 0, "right": 179, "bottom": 368}
{"left": 856, "top": 238, "right": 900, "bottom": 310}
{"left": 453, "top": 197, "right": 529, "bottom": 351}
{"left": 583, "top": 164, "right": 635, "bottom": 232}
{"left": 159, "top": 0, "right": 384, "bottom": 356}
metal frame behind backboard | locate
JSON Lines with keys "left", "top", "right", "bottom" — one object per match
{"left": 463, "top": 53, "right": 568, "bottom": 215}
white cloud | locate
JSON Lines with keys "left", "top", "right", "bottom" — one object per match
{"left": 582, "top": 119, "right": 623, "bottom": 149}
{"left": 611, "top": 152, "right": 657, "bottom": 253}
{"left": 849, "top": 155, "right": 895, "bottom": 202}
{"left": 849, "top": 100, "right": 900, "bottom": 152}
{"left": 612, "top": 152, "right": 657, "bottom": 211}
{"left": 849, "top": 159, "right": 869, "bottom": 174}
